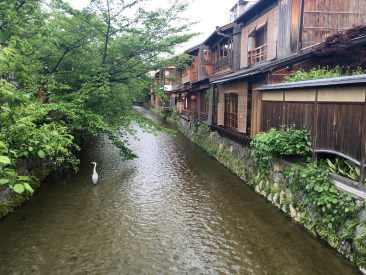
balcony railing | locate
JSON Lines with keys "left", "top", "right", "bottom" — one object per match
{"left": 247, "top": 44, "right": 267, "bottom": 66}
{"left": 224, "top": 112, "right": 238, "bottom": 129}
{"left": 215, "top": 56, "right": 232, "bottom": 72}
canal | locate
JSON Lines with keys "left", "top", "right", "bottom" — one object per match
{"left": 0, "top": 108, "right": 358, "bottom": 274}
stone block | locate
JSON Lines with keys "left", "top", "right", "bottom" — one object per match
{"left": 267, "top": 193, "right": 273, "bottom": 202}
{"left": 358, "top": 210, "right": 366, "bottom": 222}
{"left": 290, "top": 204, "right": 297, "bottom": 218}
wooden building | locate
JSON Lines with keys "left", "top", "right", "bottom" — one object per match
{"left": 208, "top": 0, "right": 366, "bottom": 140}
{"left": 151, "top": 0, "right": 366, "bottom": 147}
{"left": 278, "top": 0, "right": 366, "bottom": 57}
{"left": 177, "top": 44, "right": 215, "bottom": 121}
{"left": 203, "top": 21, "right": 245, "bottom": 135}
{"left": 257, "top": 74, "right": 366, "bottom": 186}
{"left": 150, "top": 67, "right": 181, "bottom": 111}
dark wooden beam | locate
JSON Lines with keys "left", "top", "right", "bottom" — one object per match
{"left": 312, "top": 89, "right": 319, "bottom": 165}
{"left": 359, "top": 89, "right": 366, "bottom": 187}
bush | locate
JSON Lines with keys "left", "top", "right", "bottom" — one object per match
{"left": 285, "top": 66, "right": 365, "bottom": 82}
{"left": 251, "top": 126, "right": 311, "bottom": 173}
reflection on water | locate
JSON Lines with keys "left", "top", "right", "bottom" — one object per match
{"left": 0, "top": 107, "right": 358, "bottom": 274}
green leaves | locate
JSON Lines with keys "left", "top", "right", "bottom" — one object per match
{"left": 0, "top": 179, "right": 10, "bottom": 185}
{"left": 327, "top": 157, "right": 362, "bottom": 182}
{"left": 251, "top": 126, "right": 311, "bottom": 174}
{"left": 37, "top": 150, "right": 46, "bottom": 159}
{"left": 285, "top": 66, "right": 365, "bottom": 83}
{"left": 0, "top": 0, "right": 193, "bottom": 202}
{"left": 284, "top": 163, "right": 357, "bottom": 244}
{"left": 0, "top": 156, "right": 11, "bottom": 165}
{"left": 12, "top": 184, "right": 25, "bottom": 194}
{"left": 12, "top": 182, "right": 34, "bottom": 194}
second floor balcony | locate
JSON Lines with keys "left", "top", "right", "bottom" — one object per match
{"left": 248, "top": 44, "right": 267, "bottom": 67}
{"left": 215, "top": 56, "right": 232, "bottom": 73}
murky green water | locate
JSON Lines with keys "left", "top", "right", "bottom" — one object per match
{"left": 0, "top": 108, "right": 358, "bottom": 274}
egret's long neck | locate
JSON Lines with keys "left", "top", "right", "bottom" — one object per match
{"left": 93, "top": 164, "right": 97, "bottom": 174}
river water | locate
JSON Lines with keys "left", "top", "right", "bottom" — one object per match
{"left": 0, "top": 108, "right": 358, "bottom": 274}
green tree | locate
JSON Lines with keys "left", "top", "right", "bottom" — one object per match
{"left": 0, "top": 0, "right": 194, "bottom": 194}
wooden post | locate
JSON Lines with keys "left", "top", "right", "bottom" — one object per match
{"left": 281, "top": 90, "right": 286, "bottom": 126}
{"left": 359, "top": 89, "right": 366, "bottom": 187}
{"left": 232, "top": 23, "right": 242, "bottom": 73}
{"left": 197, "top": 90, "right": 201, "bottom": 120}
{"left": 207, "top": 86, "right": 214, "bottom": 126}
{"left": 312, "top": 89, "right": 319, "bottom": 165}
{"left": 297, "top": 0, "right": 305, "bottom": 53}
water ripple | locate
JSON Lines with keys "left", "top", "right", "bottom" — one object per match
{"left": 0, "top": 108, "right": 358, "bottom": 274}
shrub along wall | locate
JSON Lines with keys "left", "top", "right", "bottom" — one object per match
{"left": 174, "top": 117, "right": 366, "bottom": 271}
{"left": 0, "top": 159, "right": 50, "bottom": 218}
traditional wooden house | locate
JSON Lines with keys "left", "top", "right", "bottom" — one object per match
{"left": 150, "top": 67, "right": 181, "bottom": 111}
{"left": 209, "top": 0, "right": 366, "bottom": 139}
{"left": 177, "top": 44, "right": 214, "bottom": 121}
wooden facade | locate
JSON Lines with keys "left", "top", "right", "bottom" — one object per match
{"left": 301, "top": 0, "right": 366, "bottom": 50}
{"left": 277, "top": 0, "right": 366, "bottom": 58}
{"left": 217, "top": 81, "right": 248, "bottom": 133}
{"left": 151, "top": 0, "right": 366, "bottom": 158}
{"left": 204, "top": 23, "right": 236, "bottom": 76}
{"left": 258, "top": 80, "right": 366, "bottom": 185}
{"left": 182, "top": 57, "right": 198, "bottom": 84}
{"left": 177, "top": 44, "right": 216, "bottom": 121}
{"left": 240, "top": 3, "right": 279, "bottom": 68}
{"left": 199, "top": 47, "right": 215, "bottom": 80}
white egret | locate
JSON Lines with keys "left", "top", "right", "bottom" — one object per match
{"left": 91, "top": 162, "right": 98, "bottom": 184}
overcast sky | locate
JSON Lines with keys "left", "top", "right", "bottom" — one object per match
{"left": 64, "top": 0, "right": 236, "bottom": 53}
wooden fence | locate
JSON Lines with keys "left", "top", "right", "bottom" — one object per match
{"left": 259, "top": 84, "right": 366, "bottom": 186}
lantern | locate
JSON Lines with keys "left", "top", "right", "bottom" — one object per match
{"left": 191, "top": 95, "right": 197, "bottom": 101}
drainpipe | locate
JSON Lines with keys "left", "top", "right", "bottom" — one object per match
{"left": 297, "top": 0, "right": 305, "bottom": 53}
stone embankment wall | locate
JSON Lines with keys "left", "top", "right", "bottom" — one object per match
{"left": 176, "top": 117, "right": 366, "bottom": 272}
{"left": 0, "top": 159, "right": 50, "bottom": 218}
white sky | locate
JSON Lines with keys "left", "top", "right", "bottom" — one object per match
{"left": 64, "top": 0, "right": 236, "bottom": 53}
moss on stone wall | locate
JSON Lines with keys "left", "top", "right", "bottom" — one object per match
{"left": 174, "top": 116, "right": 366, "bottom": 271}
{"left": 0, "top": 193, "right": 28, "bottom": 218}
{"left": 0, "top": 159, "right": 47, "bottom": 219}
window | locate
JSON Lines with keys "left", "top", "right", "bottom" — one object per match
{"left": 218, "top": 38, "right": 232, "bottom": 60}
{"left": 215, "top": 38, "right": 233, "bottom": 71}
{"left": 224, "top": 93, "right": 238, "bottom": 129}
{"left": 247, "top": 24, "right": 268, "bottom": 66}
{"left": 255, "top": 26, "right": 267, "bottom": 48}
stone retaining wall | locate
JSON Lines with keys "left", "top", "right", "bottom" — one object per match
{"left": 176, "top": 117, "right": 366, "bottom": 272}
{"left": 0, "top": 159, "right": 50, "bottom": 219}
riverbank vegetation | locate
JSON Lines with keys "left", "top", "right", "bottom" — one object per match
{"left": 250, "top": 127, "right": 366, "bottom": 266}
{"left": 0, "top": 0, "right": 193, "bottom": 199}
{"left": 159, "top": 112, "right": 366, "bottom": 268}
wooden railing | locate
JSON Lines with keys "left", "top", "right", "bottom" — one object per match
{"left": 248, "top": 44, "right": 267, "bottom": 66}
{"left": 215, "top": 56, "right": 231, "bottom": 72}
{"left": 211, "top": 125, "right": 251, "bottom": 147}
{"left": 224, "top": 112, "right": 238, "bottom": 129}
